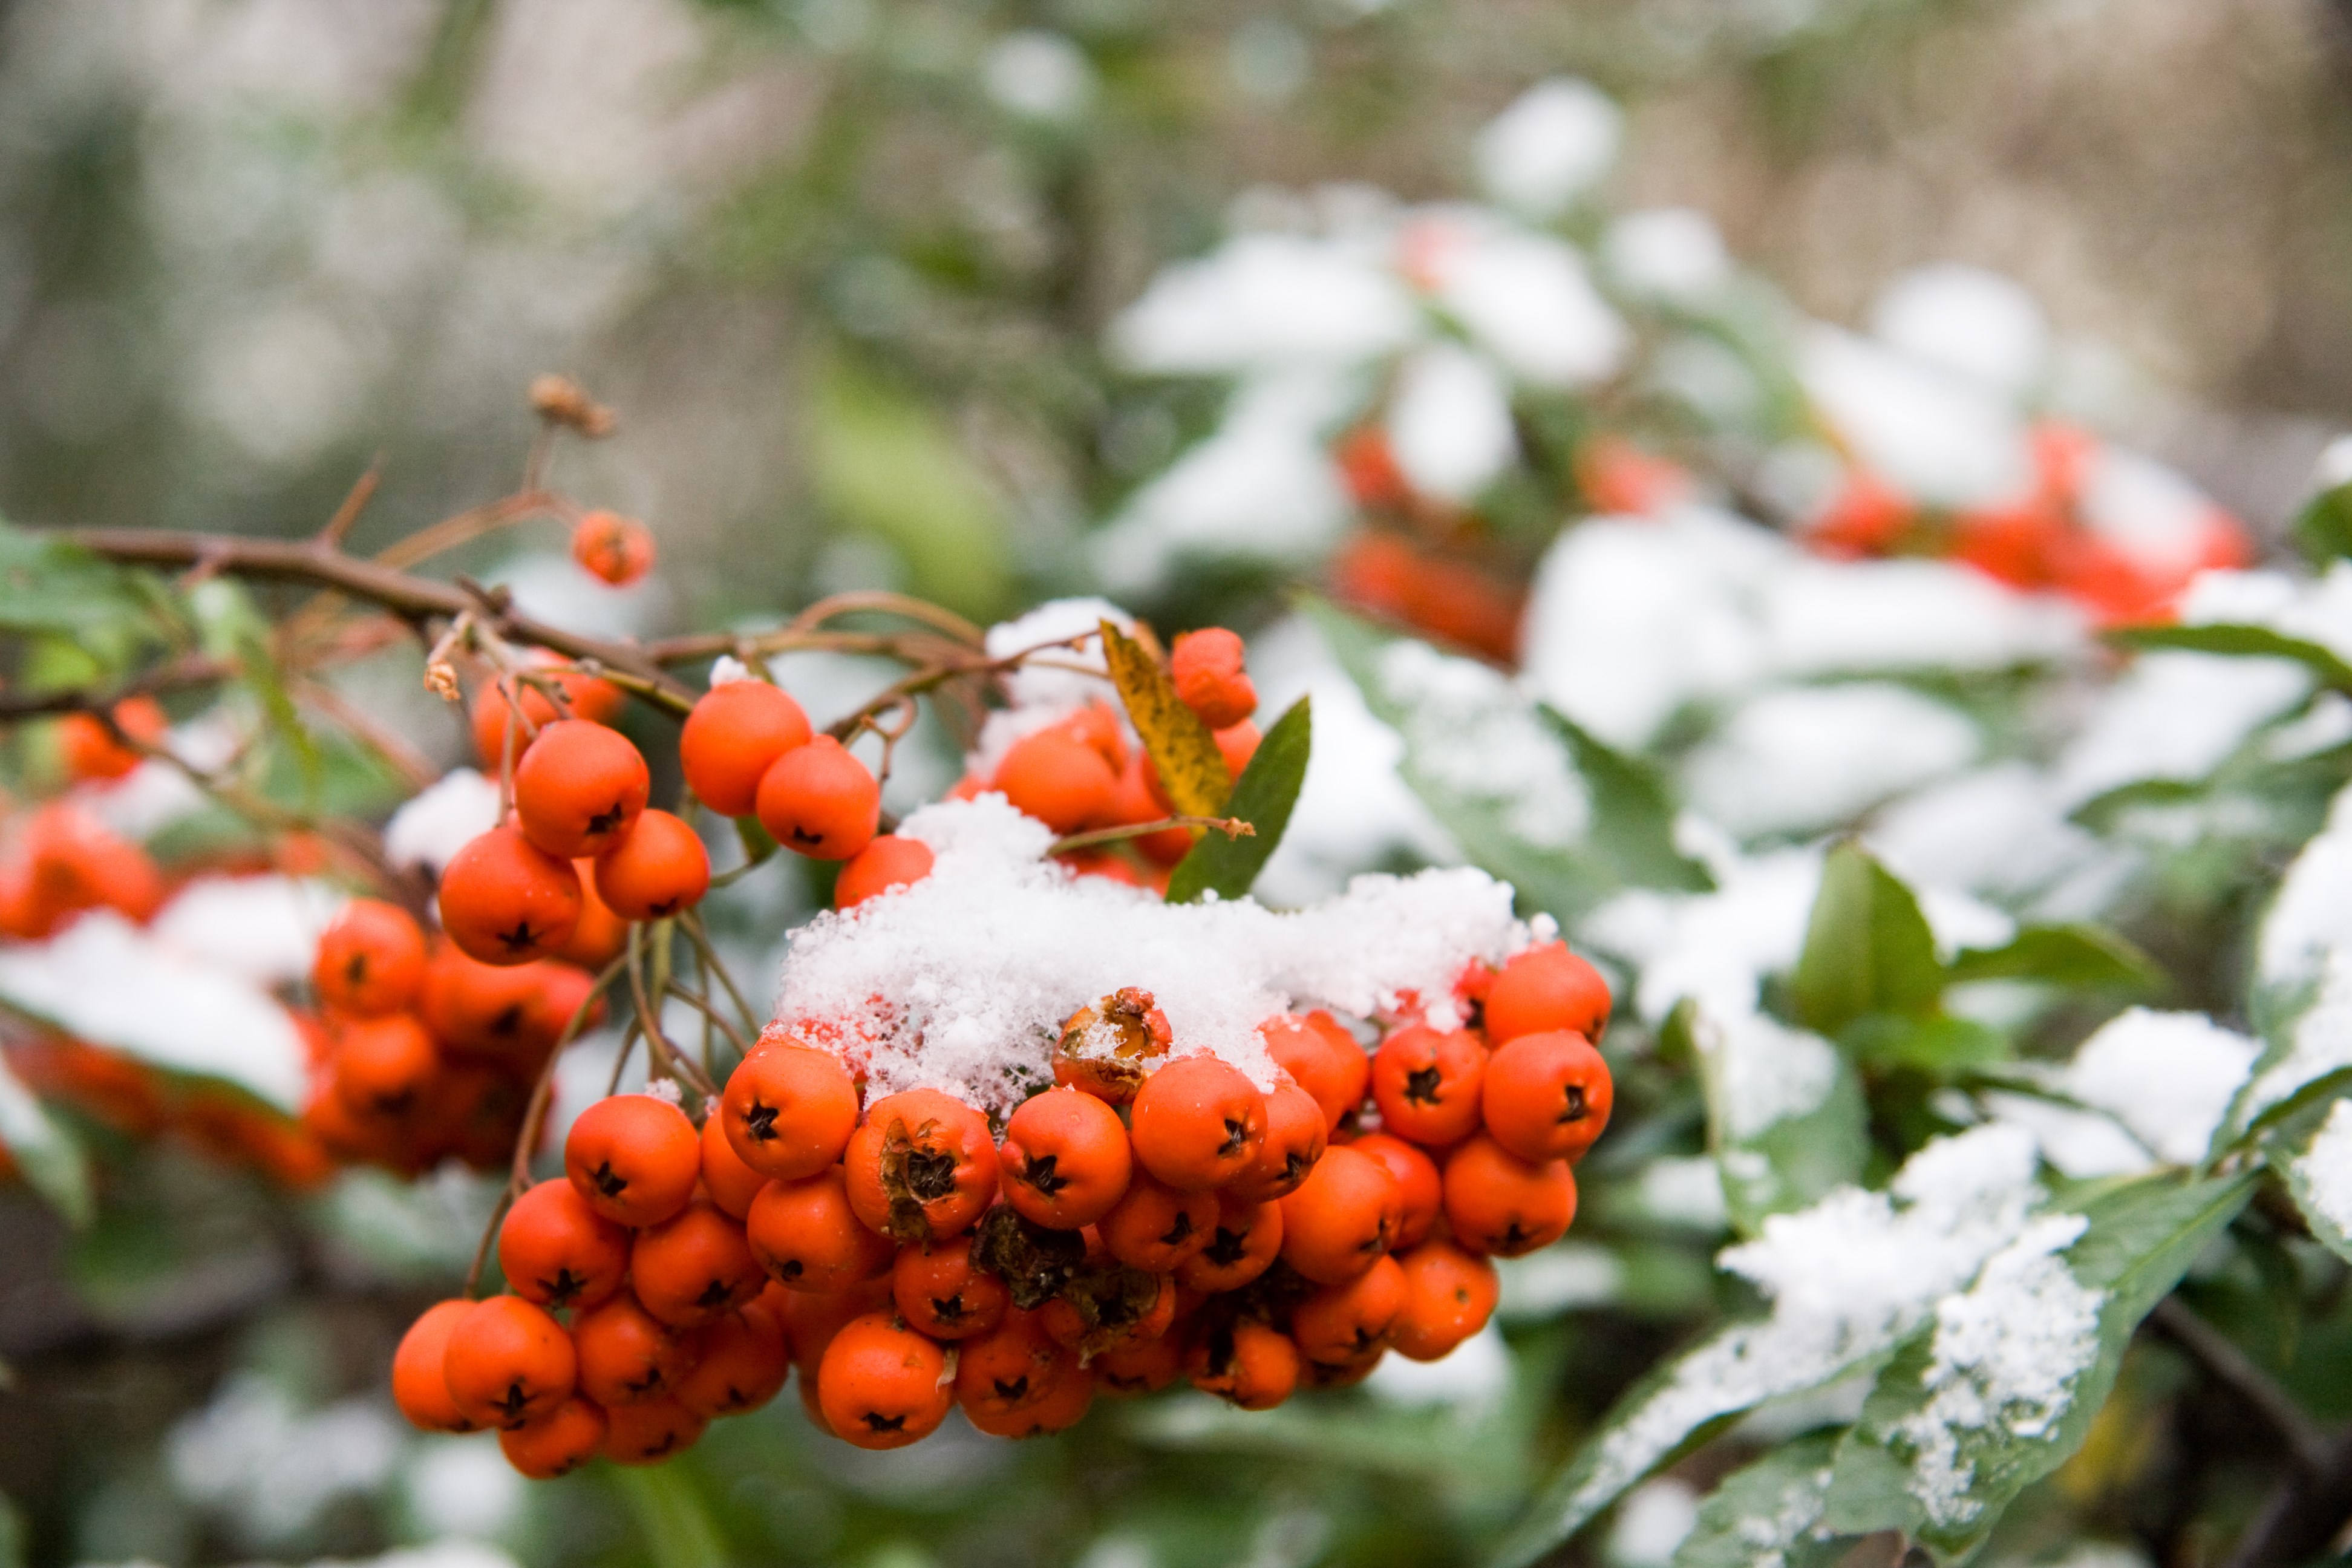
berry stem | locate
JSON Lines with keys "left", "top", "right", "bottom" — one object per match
{"left": 1049, "top": 815, "right": 1255, "bottom": 855}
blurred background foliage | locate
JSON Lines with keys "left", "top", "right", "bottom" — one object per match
{"left": 7, "top": 2, "right": 2352, "bottom": 1567}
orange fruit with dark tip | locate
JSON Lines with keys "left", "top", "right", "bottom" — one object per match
{"left": 720, "top": 1041, "right": 861, "bottom": 1181}
{"left": 1391, "top": 1240, "right": 1499, "bottom": 1361}
{"left": 674, "top": 1301, "right": 791, "bottom": 1418}
{"left": 442, "top": 1295, "right": 577, "bottom": 1429}
{"left": 572, "top": 510, "right": 655, "bottom": 587}
{"left": 998, "top": 1086, "right": 1134, "bottom": 1229}
{"left": 755, "top": 735, "right": 880, "bottom": 861}
{"left": 563, "top": 1093, "right": 700, "bottom": 1227}
{"left": 438, "top": 825, "right": 583, "bottom": 966}
{"left": 746, "top": 1166, "right": 897, "bottom": 1291}
{"left": 601, "top": 1395, "right": 706, "bottom": 1465}
{"left": 1128, "top": 1054, "right": 1266, "bottom": 1192}
{"left": 312, "top": 898, "right": 428, "bottom": 1016}
{"left": 1291, "top": 1253, "right": 1406, "bottom": 1365}
{"left": 1092, "top": 1329, "right": 1186, "bottom": 1397}
{"left": 952, "top": 1306, "right": 1070, "bottom": 1422}
{"left": 817, "top": 1312, "right": 952, "bottom": 1449}
{"left": 1442, "top": 1133, "right": 1576, "bottom": 1257}
{"left": 330, "top": 1014, "right": 440, "bottom": 1122}
{"left": 1227, "top": 1080, "right": 1326, "bottom": 1203}
{"left": 1485, "top": 940, "right": 1612, "bottom": 1045}
{"left": 966, "top": 1358, "right": 1094, "bottom": 1437}
{"left": 1346, "top": 1132, "right": 1443, "bottom": 1250}
{"left": 1481, "top": 1029, "right": 1613, "bottom": 1164}
{"left": 892, "top": 1232, "right": 1008, "bottom": 1341}
{"left": 391, "top": 1300, "right": 481, "bottom": 1433}
{"left": 843, "top": 1088, "right": 999, "bottom": 1242}
{"left": 1260, "top": 1011, "right": 1369, "bottom": 1135}
{"left": 1174, "top": 1192, "right": 1284, "bottom": 1292}
{"left": 498, "top": 1178, "right": 630, "bottom": 1313}
{"left": 1370, "top": 1023, "right": 1486, "bottom": 1147}
{"left": 630, "top": 1200, "right": 766, "bottom": 1329}
{"left": 834, "top": 834, "right": 935, "bottom": 909}
{"left": 557, "top": 864, "right": 629, "bottom": 968}
{"left": 471, "top": 667, "right": 624, "bottom": 772}
{"left": 1099, "top": 1172, "right": 1219, "bottom": 1273}
{"left": 498, "top": 1396, "right": 607, "bottom": 1478}
{"left": 512, "top": 719, "right": 649, "bottom": 859}
{"left": 1277, "top": 1144, "right": 1401, "bottom": 1284}
{"left": 681, "top": 680, "right": 812, "bottom": 817}
{"left": 592, "top": 809, "right": 710, "bottom": 921}
{"left": 573, "top": 1291, "right": 696, "bottom": 1406}
{"left": 1187, "top": 1319, "right": 1298, "bottom": 1411}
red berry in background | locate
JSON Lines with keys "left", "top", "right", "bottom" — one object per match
{"left": 1369, "top": 1024, "right": 1486, "bottom": 1147}
{"left": 720, "top": 1041, "right": 861, "bottom": 1181}
{"left": 438, "top": 825, "right": 583, "bottom": 966}
{"left": 1442, "top": 1133, "right": 1576, "bottom": 1256}
{"left": 329, "top": 1013, "right": 439, "bottom": 1122}
{"left": 1481, "top": 1029, "right": 1613, "bottom": 1163}
{"left": 993, "top": 727, "right": 1118, "bottom": 833}
{"left": 442, "top": 1295, "right": 577, "bottom": 1429}
{"left": 834, "top": 834, "right": 935, "bottom": 909}
{"left": 56, "top": 696, "right": 168, "bottom": 783}
{"left": 1128, "top": 1054, "right": 1266, "bottom": 1192}
{"left": 756, "top": 735, "right": 880, "bottom": 861}
{"left": 564, "top": 1093, "right": 701, "bottom": 1227}
{"left": 1213, "top": 720, "right": 1259, "bottom": 780}
{"left": 592, "top": 809, "right": 710, "bottom": 920}
{"left": 512, "top": 719, "right": 649, "bottom": 859}
{"left": 1170, "top": 627, "right": 1256, "bottom": 730}
{"left": 681, "top": 680, "right": 812, "bottom": 817}
{"left": 572, "top": 509, "right": 655, "bottom": 587}
{"left": 1485, "top": 940, "right": 1612, "bottom": 1045}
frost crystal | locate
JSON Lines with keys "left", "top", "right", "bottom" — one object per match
{"left": 1891, "top": 1214, "right": 2103, "bottom": 1528}
{"left": 1557, "top": 1126, "right": 2043, "bottom": 1526}
{"left": 770, "top": 795, "right": 1524, "bottom": 1116}
{"left": 2292, "top": 1097, "right": 2352, "bottom": 1240}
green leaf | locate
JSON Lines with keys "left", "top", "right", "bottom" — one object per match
{"left": 0, "top": 1054, "right": 92, "bottom": 1227}
{"left": 1823, "top": 1171, "right": 2256, "bottom": 1561}
{"left": 1691, "top": 1004, "right": 1869, "bottom": 1234}
{"left": 1168, "top": 695, "right": 1310, "bottom": 904}
{"left": 1841, "top": 1014, "right": 2010, "bottom": 1076}
{"left": 1306, "top": 598, "right": 1703, "bottom": 923}
{"left": 1673, "top": 1432, "right": 1848, "bottom": 1568}
{"left": 1945, "top": 925, "right": 2163, "bottom": 992}
{"left": 1791, "top": 841, "right": 1942, "bottom": 1036}
{"left": 609, "top": 1462, "right": 730, "bottom": 1568}
{"left": 0, "top": 521, "right": 170, "bottom": 676}
{"left": 2105, "top": 622, "right": 2352, "bottom": 694}
{"left": 1100, "top": 619, "right": 1230, "bottom": 818}
{"left": 2294, "top": 480, "right": 2352, "bottom": 564}
{"left": 2265, "top": 1089, "right": 2352, "bottom": 1267}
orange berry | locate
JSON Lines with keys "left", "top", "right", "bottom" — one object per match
{"left": 471, "top": 667, "right": 624, "bottom": 772}
{"left": 558, "top": 862, "right": 629, "bottom": 967}
{"left": 564, "top": 1093, "right": 700, "bottom": 1227}
{"left": 1213, "top": 720, "right": 1259, "bottom": 779}
{"left": 1229, "top": 1080, "right": 1327, "bottom": 1203}
{"left": 1391, "top": 1240, "right": 1499, "bottom": 1361}
{"left": 892, "top": 1232, "right": 1009, "bottom": 1341}
{"left": 572, "top": 1290, "right": 696, "bottom": 1406}
{"left": 1099, "top": 1172, "right": 1219, "bottom": 1273}
{"left": 1442, "top": 1133, "right": 1576, "bottom": 1256}
{"left": 330, "top": 1013, "right": 440, "bottom": 1121}
{"left": 1481, "top": 1029, "right": 1613, "bottom": 1164}
{"left": 1260, "top": 1011, "right": 1369, "bottom": 1135}
{"left": 747, "top": 1166, "right": 897, "bottom": 1290}
{"left": 1128, "top": 1054, "right": 1267, "bottom": 1192}
{"left": 499, "top": 1396, "right": 607, "bottom": 1478}
{"left": 1174, "top": 1192, "right": 1284, "bottom": 1292}
{"left": 1061, "top": 703, "right": 1128, "bottom": 771}
{"left": 420, "top": 947, "right": 593, "bottom": 1071}
{"left": 1347, "top": 1131, "right": 1443, "bottom": 1250}
{"left": 1107, "top": 753, "right": 1194, "bottom": 865}
{"left": 993, "top": 727, "right": 1118, "bottom": 834}
{"left": 998, "top": 1086, "right": 1134, "bottom": 1229}
{"left": 776, "top": 1276, "right": 893, "bottom": 1376}
{"left": 675, "top": 1302, "right": 791, "bottom": 1417}
{"left": 720, "top": 1042, "right": 861, "bottom": 1181}
{"left": 1292, "top": 1253, "right": 1406, "bottom": 1365}
{"left": 1093, "top": 1330, "right": 1187, "bottom": 1397}
{"left": 1277, "top": 1144, "right": 1401, "bottom": 1284}
{"left": 844, "top": 1088, "right": 999, "bottom": 1242}
{"left": 969, "top": 1357, "right": 1095, "bottom": 1437}
{"left": 756, "top": 734, "right": 880, "bottom": 861}
{"left": 391, "top": 1300, "right": 480, "bottom": 1432}
{"left": 1485, "top": 941, "right": 1612, "bottom": 1045}
{"left": 592, "top": 809, "right": 709, "bottom": 920}
{"left": 681, "top": 681, "right": 812, "bottom": 817}
{"left": 572, "top": 509, "right": 655, "bottom": 587}
{"left": 1054, "top": 987, "right": 1173, "bottom": 1106}
{"left": 1188, "top": 1319, "right": 1298, "bottom": 1411}
{"left": 699, "top": 1111, "right": 769, "bottom": 1220}
{"left": 1040, "top": 1266, "right": 1175, "bottom": 1357}
{"left": 1170, "top": 628, "right": 1256, "bottom": 730}
{"left": 56, "top": 696, "right": 167, "bottom": 783}
{"left": 953, "top": 1306, "right": 1069, "bottom": 1422}
{"left": 442, "top": 1296, "right": 577, "bottom": 1429}
{"left": 312, "top": 898, "right": 428, "bottom": 1016}
{"left": 1301, "top": 1345, "right": 1385, "bottom": 1390}
{"left": 632, "top": 1200, "right": 766, "bottom": 1328}
{"left": 601, "top": 1396, "right": 707, "bottom": 1465}
{"left": 1370, "top": 1023, "right": 1486, "bottom": 1147}
{"left": 512, "top": 719, "right": 648, "bottom": 859}
{"left": 834, "top": 834, "right": 935, "bottom": 909}
{"left": 498, "top": 1178, "right": 630, "bottom": 1312}
{"left": 439, "top": 825, "right": 582, "bottom": 966}
{"left": 817, "top": 1312, "right": 952, "bottom": 1449}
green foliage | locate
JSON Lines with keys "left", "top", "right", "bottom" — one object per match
{"left": 1168, "top": 695, "right": 1310, "bottom": 904}
{"left": 2106, "top": 622, "right": 2352, "bottom": 695}
{"left": 1792, "top": 840, "right": 1942, "bottom": 1036}
{"left": 2294, "top": 480, "right": 2352, "bottom": 563}
{"left": 1673, "top": 1432, "right": 1845, "bottom": 1568}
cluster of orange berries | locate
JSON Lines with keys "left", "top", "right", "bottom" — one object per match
{"left": 389, "top": 938, "right": 1615, "bottom": 1472}
{"left": 0, "top": 697, "right": 174, "bottom": 938}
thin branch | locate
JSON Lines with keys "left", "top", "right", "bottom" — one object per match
{"left": 626, "top": 923, "right": 718, "bottom": 1102}
{"left": 666, "top": 980, "right": 753, "bottom": 1061}
{"left": 0, "top": 656, "right": 234, "bottom": 721}
{"left": 2153, "top": 1297, "right": 2334, "bottom": 1475}
{"left": 315, "top": 456, "right": 384, "bottom": 550}
{"left": 786, "top": 590, "right": 987, "bottom": 647}
{"left": 679, "top": 910, "right": 760, "bottom": 1036}
{"left": 1051, "top": 815, "right": 1253, "bottom": 855}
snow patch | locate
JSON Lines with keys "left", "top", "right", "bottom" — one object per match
{"left": 2291, "top": 1096, "right": 2352, "bottom": 1241}
{"left": 2063, "top": 1009, "right": 2256, "bottom": 1166}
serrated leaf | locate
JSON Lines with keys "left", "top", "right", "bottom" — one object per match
{"left": 1792, "top": 841, "right": 1942, "bottom": 1036}
{"left": 0, "top": 1054, "right": 91, "bottom": 1226}
{"left": 1945, "top": 925, "right": 2162, "bottom": 992}
{"left": 2105, "top": 622, "right": 2352, "bottom": 694}
{"left": 1673, "top": 1432, "right": 1848, "bottom": 1568}
{"left": 1823, "top": 1171, "right": 2255, "bottom": 1561}
{"left": 2266, "top": 1089, "right": 2352, "bottom": 1267}
{"left": 1101, "top": 619, "right": 1230, "bottom": 818}
{"left": 2295, "top": 482, "right": 2352, "bottom": 564}
{"left": 1168, "top": 695, "right": 1309, "bottom": 904}
{"left": 1692, "top": 1004, "right": 1869, "bottom": 1234}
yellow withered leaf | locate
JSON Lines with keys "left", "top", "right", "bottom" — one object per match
{"left": 1099, "top": 619, "right": 1230, "bottom": 818}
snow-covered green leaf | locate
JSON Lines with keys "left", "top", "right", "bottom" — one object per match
{"left": 1944, "top": 925, "right": 2160, "bottom": 993}
{"left": 0, "top": 1053, "right": 91, "bottom": 1226}
{"left": 2106, "top": 622, "right": 2352, "bottom": 697}
{"left": 1823, "top": 1170, "right": 2255, "bottom": 1561}
{"left": 2269, "top": 1089, "right": 2352, "bottom": 1267}
{"left": 1791, "top": 841, "right": 1942, "bottom": 1036}
{"left": 1673, "top": 1432, "right": 1847, "bottom": 1568}
{"left": 1691, "top": 1002, "right": 1869, "bottom": 1234}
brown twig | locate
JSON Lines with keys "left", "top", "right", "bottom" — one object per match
{"left": 315, "top": 457, "right": 384, "bottom": 550}
{"left": 1050, "top": 815, "right": 1253, "bottom": 855}
{"left": 0, "top": 656, "right": 234, "bottom": 722}
{"left": 678, "top": 910, "right": 760, "bottom": 1035}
